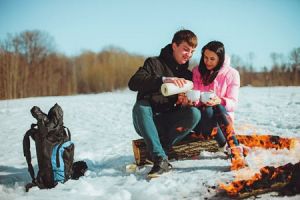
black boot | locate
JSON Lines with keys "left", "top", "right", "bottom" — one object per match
{"left": 148, "top": 157, "right": 172, "bottom": 178}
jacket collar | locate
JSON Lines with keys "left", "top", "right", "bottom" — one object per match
{"left": 159, "top": 44, "right": 189, "bottom": 72}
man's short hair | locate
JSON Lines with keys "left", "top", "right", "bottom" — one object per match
{"left": 172, "top": 29, "right": 198, "bottom": 48}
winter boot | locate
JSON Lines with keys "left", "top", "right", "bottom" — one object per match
{"left": 147, "top": 157, "right": 172, "bottom": 178}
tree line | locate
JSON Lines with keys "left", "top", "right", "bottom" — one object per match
{"left": 0, "top": 30, "right": 144, "bottom": 100}
{"left": 231, "top": 50, "right": 300, "bottom": 86}
{"left": 0, "top": 30, "right": 300, "bottom": 100}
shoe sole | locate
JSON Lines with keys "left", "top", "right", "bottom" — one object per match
{"left": 147, "top": 169, "right": 171, "bottom": 179}
{"left": 147, "top": 173, "right": 161, "bottom": 179}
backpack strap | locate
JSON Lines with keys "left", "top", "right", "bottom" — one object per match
{"left": 64, "top": 126, "right": 71, "bottom": 141}
{"left": 23, "top": 124, "right": 37, "bottom": 184}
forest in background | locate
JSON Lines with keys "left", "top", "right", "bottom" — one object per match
{"left": 1, "top": 30, "right": 300, "bottom": 100}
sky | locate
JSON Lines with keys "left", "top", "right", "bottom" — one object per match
{"left": 1, "top": 0, "right": 300, "bottom": 70}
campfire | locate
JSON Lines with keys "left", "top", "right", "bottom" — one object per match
{"left": 131, "top": 132, "right": 300, "bottom": 198}
{"left": 219, "top": 135, "right": 300, "bottom": 198}
{"left": 220, "top": 162, "right": 300, "bottom": 198}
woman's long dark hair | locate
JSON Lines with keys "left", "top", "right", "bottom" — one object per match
{"left": 198, "top": 41, "right": 225, "bottom": 85}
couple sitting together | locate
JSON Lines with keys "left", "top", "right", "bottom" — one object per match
{"left": 128, "top": 29, "right": 246, "bottom": 178}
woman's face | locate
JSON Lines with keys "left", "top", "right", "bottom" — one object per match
{"left": 203, "top": 49, "right": 219, "bottom": 70}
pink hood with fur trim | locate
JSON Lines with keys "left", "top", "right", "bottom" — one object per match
{"left": 192, "top": 55, "right": 240, "bottom": 121}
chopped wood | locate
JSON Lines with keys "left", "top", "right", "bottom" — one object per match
{"left": 233, "top": 182, "right": 288, "bottom": 199}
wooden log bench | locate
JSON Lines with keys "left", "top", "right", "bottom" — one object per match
{"left": 132, "top": 134, "right": 296, "bottom": 166}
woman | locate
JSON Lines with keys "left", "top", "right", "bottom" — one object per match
{"left": 192, "top": 41, "right": 246, "bottom": 170}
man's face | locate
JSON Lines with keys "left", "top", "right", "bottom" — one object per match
{"left": 172, "top": 41, "right": 195, "bottom": 65}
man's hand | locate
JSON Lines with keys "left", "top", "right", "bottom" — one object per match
{"left": 176, "top": 93, "right": 194, "bottom": 106}
{"left": 163, "top": 77, "right": 187, "bottom": 88}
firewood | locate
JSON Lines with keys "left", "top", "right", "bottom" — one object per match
{"left": 234, "top": 182, "right": 288, "bottom": 199}
{"left": 221, "top": 162, "right": 300, "bottom": 199}
{"left": 132, "top": 135, "right": 219, "bottom": 166}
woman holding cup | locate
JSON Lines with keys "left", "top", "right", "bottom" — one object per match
{"left": 191, "top": 41, "right": 246, "bottom": 170}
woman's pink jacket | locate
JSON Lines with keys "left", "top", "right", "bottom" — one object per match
{"left": 192, "top": 56, "right": 240, "bottom": 121}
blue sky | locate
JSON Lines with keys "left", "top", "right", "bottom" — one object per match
{"left": 1, "top": 0, "right": 300, "bottom": 70}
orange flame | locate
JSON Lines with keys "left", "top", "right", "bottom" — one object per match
{"left": 236, "top": 135, "right": 295, "bottom": 150}
{"left": 220, "top": 163, "right": 296, "bottom": 197}
{"left": 219, "top": 134, "right": 299, "bottom": 198}
{"left": 220, "top": 120, "right": 247, "bottom": 170}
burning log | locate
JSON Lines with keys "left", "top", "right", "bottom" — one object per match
{"left": 132, "top": 134, "right": 295, "bottom": 166}
{"left": 220, "top": 162, "right": 300, "bottom": 199}
{"left": 236, "top": 135, "right": 294, "bottom": 150}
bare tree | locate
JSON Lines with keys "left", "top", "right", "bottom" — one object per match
{"left": 290, "top": 48, "right": 300, "bottom": 85}
{"left": 290, "top": 47, "right": 300, "bottom": 64}
{"left": 270, "top": 52, "right": 280, "bottom": 67}
{"left": 231, "top": 54, "right": 243, "bottom": 68}
{"left": 247, "top": 52, "right": 255, "bottom": 68}
{"left": 5, "top": 30, "right": 55, "bottom": 65}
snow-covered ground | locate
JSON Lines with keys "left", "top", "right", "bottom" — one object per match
{"left": 0, "top": 87, "right": 300, "bottom": 200}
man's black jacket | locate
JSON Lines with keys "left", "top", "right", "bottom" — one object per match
{"left": 128, "top": 44, "right": 192, "bottom": 113}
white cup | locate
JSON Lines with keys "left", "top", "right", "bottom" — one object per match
{"left": 186, "top": 90, "right": 201, "bottom": 102}
{"left": 200, "top": 91, "right": 216, "bottom": 103}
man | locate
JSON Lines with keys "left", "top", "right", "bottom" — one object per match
{"left": 128, "top": 29, "right": 201, "bottom": 178}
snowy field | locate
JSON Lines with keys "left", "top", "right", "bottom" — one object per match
{"left": 0, "top": 87, "right": 300, "bottom": 200}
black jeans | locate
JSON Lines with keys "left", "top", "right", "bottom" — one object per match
{"left": 194, "top": 104, "right": 238, "bottom": 147}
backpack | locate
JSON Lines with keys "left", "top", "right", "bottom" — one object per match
{"left": 23, "top": 103, "right": 82, "bottom": 191}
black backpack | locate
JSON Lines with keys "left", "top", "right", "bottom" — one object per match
{"left": 23, "top": 103, "right": 86, "bottom": 191}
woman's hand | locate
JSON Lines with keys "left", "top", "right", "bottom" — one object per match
{"left": 204, "top": 96, "right": 221, "bottom": 106}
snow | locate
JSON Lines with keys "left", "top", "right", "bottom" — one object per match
{"left": 0, "top": 87, "right": 300, "bottom": 200}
